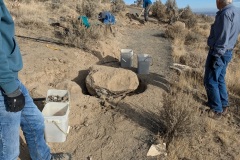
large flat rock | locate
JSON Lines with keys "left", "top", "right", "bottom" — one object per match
{"left": 86, "top": 65, "right": 139, "bottom": 97}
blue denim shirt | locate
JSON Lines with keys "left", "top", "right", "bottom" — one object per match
{"left": 0, "top": 1, "right": 23, "bottom": 94}
{"left": 143, "top": 0, "right": 152, "bottom": 8}
{"left": 207, "top": 4, "right": 240, "bottom": 57}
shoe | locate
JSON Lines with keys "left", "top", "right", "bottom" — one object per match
{"left": 222, "top": 107, "right": 228, "bottom": 116}
{"left": 208, "top": 110, "right": 222, "bottom": 120}
{"left": 51, "top": 153, "right": 71, "bottom": 160}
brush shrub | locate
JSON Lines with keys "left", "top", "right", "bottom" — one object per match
{"left": 151, "top": 1, "right": 168, "bottom": 20}
{"left": 185, "top": 31, "right": 202, "bottom": 45}
{"left": 165, "top": 24, "right": 186, "bottom": 40}
{"left": 161, "top": 90, "right": 198, "bottom": 144}
{"left": 111, "top": 0, "right": 126, "bottom": 13}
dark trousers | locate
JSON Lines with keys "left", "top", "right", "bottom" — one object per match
{"left": 144, "top": 4, "right": 152, "bottom": 21}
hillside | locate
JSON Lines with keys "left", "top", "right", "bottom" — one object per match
{"left": 8, "top": 1, "right": 240, "bottom": 160}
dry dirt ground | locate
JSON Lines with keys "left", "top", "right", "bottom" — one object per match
{"left": 17, "top": 7, "right": 174, "bottom": 160}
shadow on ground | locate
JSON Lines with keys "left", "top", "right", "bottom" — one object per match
{"left": 113, "top": 102, "right": 166, "bottom": 135}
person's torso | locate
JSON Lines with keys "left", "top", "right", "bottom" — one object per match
{"left": 209, "top": 4, "right": 240, "bottom": 49}
{"left": 143, "top": 0, "right": 152, "bottom": 7}
{"left": 0, "top": 1, "right": 23, "bottom": 72}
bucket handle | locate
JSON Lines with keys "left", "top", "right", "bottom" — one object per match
{"left": 121, "top": 53, "right": 135, "bottom": 62}
{"left": 143, "top": 56, "right": 153, "bottom": 66}
{"left": 52, "top": 121, "right": 69, "bottom": 136}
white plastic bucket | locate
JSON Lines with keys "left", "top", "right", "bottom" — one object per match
{"left": 46, "top": 89, "right": 70, "bottom": 105}
{"left": 137, "top": 54, "right": 152, "bottom": 74}
{"left": 120, "top": 49, "right": 133, "bottom": 68}
{"left": 42, "top": 102, "right": 70, "bottom": 142}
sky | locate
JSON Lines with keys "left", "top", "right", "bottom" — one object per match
{"left": 124, "top": 0, "right": 240, "bottom": 12}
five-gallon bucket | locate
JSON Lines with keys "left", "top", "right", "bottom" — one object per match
{"left": 120, "top": 49, "right": 133, "bottom": 68}
{"left": 42, "top": 102, "right": 70, "bottom": 142}
{"left": 46, "top": 89, "right": 70, "bottom": 105}
{"left": 137, "top": 54, "right": 152, "bottom": 74}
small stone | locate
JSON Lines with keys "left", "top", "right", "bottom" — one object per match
{"left": 147, "top": 143, "right": 167, "bottom": 157}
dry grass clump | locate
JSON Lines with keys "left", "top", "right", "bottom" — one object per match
{"left": 162, "top": 80, "right": 240, "bottom": 160}
{"left": 224, "top": 38, "right": 240, "bottom": 95}
{"left": 193, "top": 24, "right": 210, "bottom": 37}
{"left": 161, "top": 89, "right": 199, "bottom": 145}
{"left": 164, "top": 24, "right": 186, "bottom": 40}
{"left": 226, "top": 58, "right": 240, "bottom": 95}
{"left": 197, "top": 14, "right": 214, "bottom": 23}
{"left": 174, "top": 72, "right": 205, "bottom": 98}
{"left": 177, "top": 51, "right": 206, "bottom": 71}
{"left": 234, "top": 37, "right": 240, "bottom": 54}
{"left": 177, "top": 6, "right": 197, "bottom": 29}
{"left": 53, "top": 18, "right": 103, "bottom": 48}
{"left": 171, "top": 40, "right": 186, "bottom": 63}
{"left": 151, "top": 1, "right": 168, "bottom": 21}
{"left": 111, "top": 0, "right": 126, "bottom": 13}
{"left": 165, "top": 24, "right": 188, "bottom": 63}
{"left": 81, "top": 0, "right": 99, "bottom": 18}
{"left": 184, "top": 14, "right": 197, "bottom": 29}
{"left": 179, "top": 6, "right": 192, "bottom": 20}
{"left": 184, "top": 31, "right": 202, "bottom": 45}
{"left": 8, "top": 1, "right": 50, "bottom": 30}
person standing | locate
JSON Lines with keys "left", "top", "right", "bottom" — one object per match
{"left": 143, "top": 0, "right": 152, "bottom": 21}
{"left": 204, "top": 0, "right": 240, "bottom": 119}
{"left": 0, "top": 1, "right": 71, "bottom": 159}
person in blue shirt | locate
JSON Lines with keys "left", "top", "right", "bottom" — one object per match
{"left": 143, "top": 0, "right": 152, "bottom": 21}
{"left": 0, "top": 1, "right": 70, "bottom": 159}
{"left": 98, "top": 11, "right": 116, "bottom": 24}
{"left": 204, "top": 0, "right": 240, "bottom": 119}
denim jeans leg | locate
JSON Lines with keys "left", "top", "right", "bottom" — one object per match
{"left": 204, "top": 50, "right": 232, "bottom": 113}
{"left": 0, "top": 93, "right": 21, "bottom": 160}
{"left": 204, "top": 53, "right": 223, "bottom": 112}
{"left": 218, "top": 52, "right": 232, "bottom": 107}
{"left": 18, "top": 81, "right": 51, "bottom": 160}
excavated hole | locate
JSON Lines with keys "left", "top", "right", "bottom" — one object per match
{"left": 129, "top": 78, "right": 147, "bottom": 96}
{"left": 75, "top": 70, "right": 147, "bottom": 98}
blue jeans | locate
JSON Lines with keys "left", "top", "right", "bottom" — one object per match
{"left": 204, "top": 49, "right": 232, "bottom": 113}
{"left": 0, "top": 80, "right": 51, "bottom": 160}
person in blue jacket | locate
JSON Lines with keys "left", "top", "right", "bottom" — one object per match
{"left": 204, "top": 0, "right": 240, "bottom": 119}
{"left": 0, "top": 1, "right": 70, "bottom": 159}
{"left": 143, "top": 0, "right": 152, "bottom": 21}
{"left": 98, "top": 11, "right": 116, "bottom": 24}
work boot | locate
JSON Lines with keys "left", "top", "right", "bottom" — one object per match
{"left": 51, "top": 153, "right": 71, "bottom": 160}
{"left": 222, "top": 107, "right": 228, "bottom": 116}
{"left": 208, "top": 109, "right": 222, "bottom": 120}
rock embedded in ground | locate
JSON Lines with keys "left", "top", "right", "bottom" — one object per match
{"left": 86, "top": 65, "right": 139, "bottom": 97}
